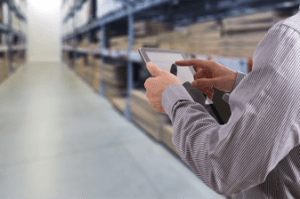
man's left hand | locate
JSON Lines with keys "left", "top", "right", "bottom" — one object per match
{"left": 144, "top": 62, "right": 181, "bottom": 113}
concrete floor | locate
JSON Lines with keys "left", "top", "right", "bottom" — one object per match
{"left": 0, "top": 62, "right": 225, "bottom": 198}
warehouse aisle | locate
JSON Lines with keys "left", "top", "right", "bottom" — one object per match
{"left": 0, "top": 62, "right": 224, "bottom": 198}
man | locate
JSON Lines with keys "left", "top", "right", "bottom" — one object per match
{"left": 144, "top": 6, "right": 300, "bottom": 199}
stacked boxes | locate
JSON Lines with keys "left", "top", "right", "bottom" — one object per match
{"left": 186, "top": 20, "right": 223, "bottom": 56}
{"left": 0, "top": 54, "right": 9, "bottom": 83}
{"left": 129, "top": 89, "right": 170, "bottom": 141}
{"left": 110, "top": 36, "right": 128, "bottom": 50}
{"left": 220, "top": 11, "right": 276, "bottom": 57}
{"left": 134, "top": 21, "right": 173, "bottom": 38}
{"left": 89, "top": 56, "right": 101, "bottom": 92}
{"left": 111, "top": 97, "right": 127, "bottom": 114}
{"left": 103, "top": 63, "right": 127, "bottom": 101}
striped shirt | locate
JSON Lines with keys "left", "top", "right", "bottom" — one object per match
{"left": 161, "top": 7, "right": 300, "bottom": 199}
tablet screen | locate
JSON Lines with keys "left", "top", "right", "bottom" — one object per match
{"left": 146, "top": 51, "right": 195, "bottom": 84}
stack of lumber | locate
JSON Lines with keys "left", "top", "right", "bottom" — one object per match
{"left": 75, "top": 56, "right": 91, "bottom": 81}
{"left": 12, "top": 52, "right": 22, "bottom": 70}
{"left": 169, "top": 28, "right": 191, "bottom": 55}
{"left": 110, "top": 36, "right": 128, "bottom": 50}
{"left": 220, "top": 10, "right": 275, "bottom": 57}
{"left": 89, "top": 42, "right": 100, "bottom": 50}
{"left": 219, "top": 10, "right": 293, "bottom": 57}
{"left": 77, "top": 36, "right": 89, "bottom": 48}
{"left": 111, "top": 97, "right": 127, "bottom": 114}
{"left": 134, "top": 21, "right": 173, "bottom": 38}
{"left": 0, "top": 54, "right": 9, "bottom": 82}
{"left": 103, "top": 63, "right": 127, "bottom": 101}
{"left": 89, "top": 56, "right": 102, "bottom": 92}
{"left": 129, "top": 89, "right": 171, "bottom": 141}
{"left": 186, "top": 20, "right": 223, "bottom": 56}
{"left": 161, "top": 124, "right": 179, "bottom": 156}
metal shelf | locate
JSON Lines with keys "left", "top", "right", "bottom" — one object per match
{"left": 0, "top": 46, "right": 9, "bottom": 52}
{"left": 63, "top": 0, "right": 88, "bottom": 24}
{"left": 0, "top": 23, "right": 9, "bottom": 33}
{"left": 61, "top": 0, "right": 298, "bottom": 121}
{"left": 12, "top": 45, "right": 26, "bottom": 51}
{"left": 5, "top": 0, "right": 27, "bottom": 22}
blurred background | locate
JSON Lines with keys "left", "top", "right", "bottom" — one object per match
{"left": 0, "top": 0, "right": 299, "bottom": 197}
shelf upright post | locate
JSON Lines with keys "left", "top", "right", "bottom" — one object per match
{"left": 124, "top": 5, "right": 134, "bottom": 121}
{"left": 72, "top": 3, "right": 77, "bottom": 71}
{"left": 99, "top": 25, "right": 106, "bottom": 96}
{"left": 7, "top": 1, "right": 13, "bottom": 73}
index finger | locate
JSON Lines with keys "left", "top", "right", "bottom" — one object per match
{"left": 175, "top": 59, "right": 206, "bottom": 66}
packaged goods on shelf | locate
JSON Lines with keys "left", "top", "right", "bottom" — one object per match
{"left": 129, "top": 89, "right": 170, "bottom": 141}
{"left": 90, "top": 43, "right": 100, "bottom": 50}
{"left": 161, "top": 124, "right": 179, "bottom": 156}
{"left": 110, "top": 36, "right": 128, "bottom": 50}
{"left": 102, "top": 63, "right": 127, "bottom": 101}
{"left": 186, "top": 20, "right": 223, "bottom": 55}
{"left": 77, "top": 36, "right": 89, "bottom": 48}
{"left": 188, "top": 20, "right": 223, "bottom": 34}
{"left": 111, "top": 97, "right": 126, "bottom": 114}
{"left": 134, "top": 21, "right": 173, "bottom": 38}
{"left": 219, "top": 10, "right": 293, "bottom": 57}
{"left": 92, "top": 72, "right": 101, "bottom": 92}
{"left": 0, "top": 54, "right": 9, "bottom": 81}
{"left": 96, "top": 0, "right": 122, "bottom": 18}
{"left": 141, "top": 36, "right": 159, "bottom": 48}
{"left": 75, "top": 57, "right": 88, "bottom": 79}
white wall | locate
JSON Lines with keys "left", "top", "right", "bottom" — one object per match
{"left": 27, "top": 0, "right": 61, "bottom": 62}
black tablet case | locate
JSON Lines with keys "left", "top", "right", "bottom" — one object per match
{"left": 182, "top": 82, "right": 231, "bottom": 125}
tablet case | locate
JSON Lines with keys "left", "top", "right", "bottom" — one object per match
{"left": 182, "top": 82, "right": 231, "bottom": 124}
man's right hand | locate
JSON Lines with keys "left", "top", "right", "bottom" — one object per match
{"left": 175, "top": 59, "right": 238, "bottom": 99}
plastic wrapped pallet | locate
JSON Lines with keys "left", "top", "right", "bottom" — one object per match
{"left": 129, "top": 89, "right": 171, "bottom": 141}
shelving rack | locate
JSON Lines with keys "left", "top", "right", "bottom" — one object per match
{"left": 61, "top": 0, "right": 300, "bottom": 121}
{"left": 0, "top": 0, "right": 27, "bottom": 73}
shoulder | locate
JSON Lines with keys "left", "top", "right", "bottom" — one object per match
{"left": 275, "top": 11, "right": 300, "bottom": 34}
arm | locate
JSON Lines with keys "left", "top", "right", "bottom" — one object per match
{"left": 222, "top": 72, "right": 247, "bottom": 104}
{"left": 161, "top": 23, "right": 300, "bottom": 195}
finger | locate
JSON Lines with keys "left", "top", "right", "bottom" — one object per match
{"left": 192, "top": 78, "right": 216, "bottom": 88}
{"left": 146, "top": 62, "right": 163, "bottom": 77}
{"left": 144, "top": 77, "right": 154, "bottom": 89}
{"left": 175, "top": 58, "right": 209, "bottom": 69}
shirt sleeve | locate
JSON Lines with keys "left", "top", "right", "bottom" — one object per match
{"left": 161, "top": 23, "right": 300, "bottom": 195}
{"left": 222, "top": 72, "right": 247, "bottom": 104}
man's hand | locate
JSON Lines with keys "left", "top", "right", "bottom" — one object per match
{"left": 144, "top": 62, "right": 181, "bottom": 113}
{"left": 175, "top": 59, "right": 238, "bottom": 99}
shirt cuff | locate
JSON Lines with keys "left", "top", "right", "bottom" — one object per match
{"left": 162, "top": 84, "right": 195, "bottom": 117}
{"left": 222, "top": 71, "right": 247, "bottom": 103}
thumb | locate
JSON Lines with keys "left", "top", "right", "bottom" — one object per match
{"left": 146, "top": 62, "right": 163, "bottom": 77}
{"left": 191, "top": 78, "right": 216, "bottom": 88}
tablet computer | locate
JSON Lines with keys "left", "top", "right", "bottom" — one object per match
{"left": 139, "top": 47, "right": 230, "bottom": 124}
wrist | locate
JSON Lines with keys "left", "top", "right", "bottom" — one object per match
{"left": 228, "top": 71, "right": 238, "bottom": 93}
